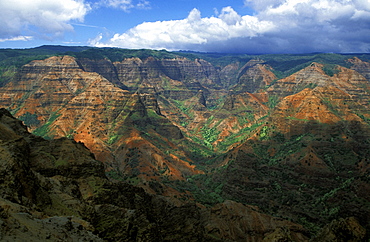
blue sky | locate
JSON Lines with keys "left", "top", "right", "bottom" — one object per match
{"left": 1, "top": 0, "right": 370, "bottom": 53}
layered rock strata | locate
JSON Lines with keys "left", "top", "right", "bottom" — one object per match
{"left": 0, "top": 108, "right": 309, "bottom": 241}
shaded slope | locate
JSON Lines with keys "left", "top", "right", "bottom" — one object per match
{"left": 0, "top": 108, "right": 309, "bottom": 241}
{"left": 0, "top": 56, "right": 205, "bottom": 189}
{"left": 210, "top": 120, "right": 370, "bottom": 238}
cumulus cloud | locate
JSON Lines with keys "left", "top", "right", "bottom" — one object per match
{"left": 0, "top": 0, "right": 90, "bottom": 40}
{"left": 96, "top": 0, "right": 370, "bottom": 53}
{"left": 94, "top": 7, "right": 274, "bottom": 51}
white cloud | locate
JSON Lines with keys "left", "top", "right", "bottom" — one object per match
{"left": 94, "top": 7, "right": 274, "bottom": 51}
{"left": 95, "top": 0, "right": 370, "bottom": 53}
{"left": 88, "top": 33, "right": 103, "bottom": 46}
{"left": 0, "top": 36, "right": 34, "bottom": 42}
{"left": 98, "top": 0, "right": 150, "bottom": 12}
{"left": 0, "top": 0, "right": 90, "bottom": 39}
{"left": 219, "top": 6, "right": 242, "bottom": 25}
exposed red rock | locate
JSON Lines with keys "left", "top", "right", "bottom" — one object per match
{"left": 348, "top": 56, "right": 370, "bottom": 81}
{"left": 235, "top": 59, "right": 276, "bottom": 93}
{"left": 1, "top": 51, "right": 370, "bottom": 240}
{"left": 0, "top": 56, "right": 204, "bottom": 187}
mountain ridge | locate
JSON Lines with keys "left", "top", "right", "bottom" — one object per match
{"left": 0, "top": 47, "right": 369, "bottom": 240}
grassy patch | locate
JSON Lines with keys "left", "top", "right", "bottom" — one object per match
{"left": 19, "top": 112, "right": 40, "bottom": 127}
{"left": 322, "top": 64, "right": 340, "bottom": 77}
{"left": 33, "top": 112, "right": 61, "bottom": 139}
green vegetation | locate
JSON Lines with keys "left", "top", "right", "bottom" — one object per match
{"left": 0, "top": 45, "right": 88, "bottom": 86}
{"left": 322, "top": 97, "right": 342, "bottom": 118}
{"left": 0, "top": 54, "right": 49, "bottom": 86}
{"left": 201, "top": 125, "right": 221, "bottom": 148}
{"left": 19, "top": 112, "right": 40, "bottom": 126}
{"left": 267, "top": 95, "right": 279, "bottom": 109}
{"left": 259, "top": 126, "right": 269, "bottom": 139}
{"left": 199, "top": 116, "right": 221, "bottom": 148}
{"left": 322, "top": 64, "right": 340, "bottom": 76}
{"left": 71, "top": 47, "right": 180, "bottom": 62}
{"left": 357, "top": 113, "right": 370, "bottom": 125}
{"left": 169, "top": 174, "right": 225, "bottom": 205}
{"left": 262, "top": 53, "right": 352, "bottom": 78}
{"left": 33, "top": 112, "right": 61, "bottom": 139}
{"left": 253, "top": 132, "right": 311, "bottom": 166}
{"left": 217, "top": 121, "right": 264, "bottom": 151}
{"left": 176, "top": 135, "right": 215, "bottom": 162}
{"left": 1, "top": 46, "right": 370, "bottom": 239}
{"left": 236, "top": 115, "right": 250, "bottom": 126}
{"left": 107, "top": 134, "right": 120, "bottom": 145}
{"left": 1, "top": 46, "right": 369, "bottom": 91}
{"left": 180, "top": 52, "right": 363, "bottom": 79}
{"left": 316, "top": 177, "right": 354, "bottom": 205}
{"left": 171, "top": 99, "right": 194, "bottom": 118}
{"left": 105, "top": 170, "right": 125, "bottom": 181}
{"left": 286, "top": 116, "right": 309, "bottom": 122}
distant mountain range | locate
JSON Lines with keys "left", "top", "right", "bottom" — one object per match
{"left": 0, "top": 46, "right": 369, "bottom": 241}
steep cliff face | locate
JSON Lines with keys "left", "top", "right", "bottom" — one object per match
{"left": 77, "top": 57, "right": 125, "bottom": 89}
{"left": 233, "top": 59, "right": 276, "bottom": 93}
{"left": 267, "top": 62, "right": 369, "bottom": 99}
{"left": 202, "top": 61, "right": 370, "bottom": 238}
{"left": 213, "top": 119, "right": 370, "bottom": 238}
{"left": 271, "top": 86, "right": 364, "bottom": 134}
{"left": 1, "top": 50, "right": 370, "bottom": 240}
{"left": 160, "top": 57, "right": 221, "bottom": 88}
{"left": 0, "top": 56, "right": 89, "bottom": 123}
{"left": 0, "top": 108, "right": 310, "bottom": 241}
{"left": 79, "top": 56, "right": 222, "bottom": 100}
{"left": 266, "top": 62, "right": 331, "bottom": 97}
{"left": 0, "top": 56, "right": 131, "bottom": 163}
{"left": 0, "top": 56, "right": 203, "bottom": 188}
{"left": 348, "top": 56, "right": 370, "bottom": 81}
{"left": 150, "top": 59, "right": 276, "bottom": 152}
{"left": 265, "top": 62, "right": 370, "bottom": 134}
{"left": 220, "top": 62, "right": 240, "bottom": 87}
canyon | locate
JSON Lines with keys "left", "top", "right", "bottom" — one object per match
{"left": 0, "top": 46, "right": 369, "bottom": 240}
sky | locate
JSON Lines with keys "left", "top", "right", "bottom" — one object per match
{"left": 0, "top": 0, "right": 370, "bottom": 53}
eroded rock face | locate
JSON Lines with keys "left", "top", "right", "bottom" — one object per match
{"left": 312, "top": 217, "right": 367, "bottom": 242}
{"left": 0, "top": 56, "right": 202, "bottom": 185}
{"left": 213, "top": 119, "right": 370, "bottom": 239}
{"left": 266, "top": 63, "right": 331, "bottom": 97}
{"left": 267, "top": 62, "right": 369, "bottom": 99}
{"left": 0, "top": 109, "right": 309, "bottom": 241}
{"left": 234, "top": 59, "right": 276, "bottom": 93}
{"left": 1, "top": 52, "right": 370, "bottom": 240}
{"left": 266, "top": 63, "right": 370, "bottom": 133}
{"left": 349, "top": 56, "right": 370, "bottom": 81}
{"left": 79, "top": 56, "right": 221, "bottom": 98}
